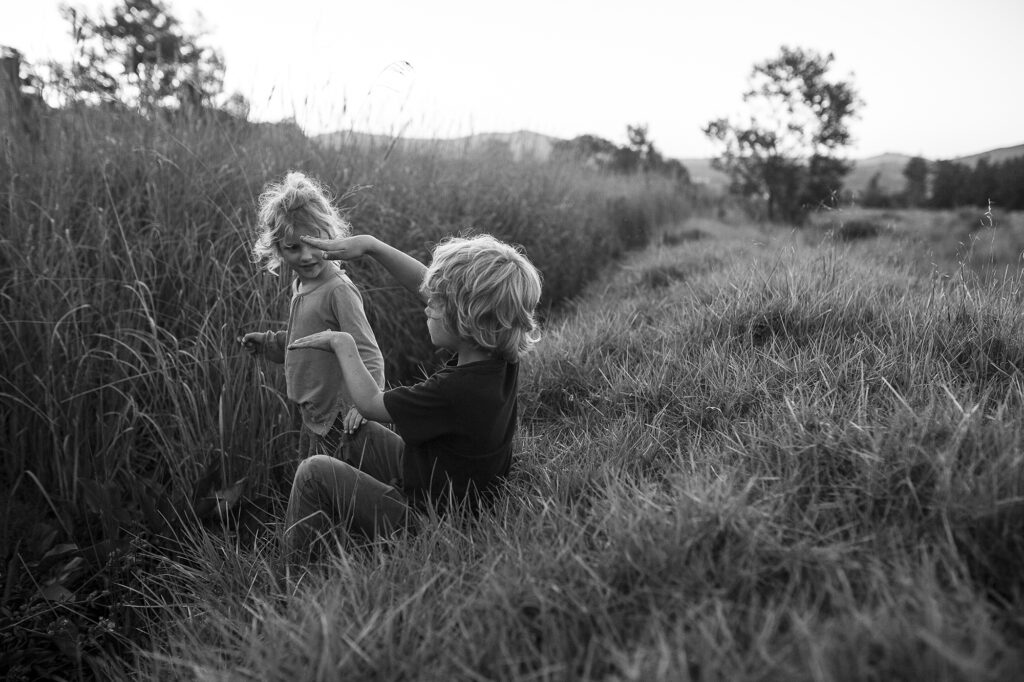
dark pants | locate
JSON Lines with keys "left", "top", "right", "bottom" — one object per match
{"left": 284, "top": 422, "right": 418, "bottom": 561}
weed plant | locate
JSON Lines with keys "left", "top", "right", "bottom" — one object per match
{"left": 0, "top": 106, "right": 691, "bottom": 678}
{"left": 114, "top": 220, "right": 1024, "bottom": 680}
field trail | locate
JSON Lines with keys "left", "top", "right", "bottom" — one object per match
{"left": 506, "top": 211, "right": 1024, "bottom": 679}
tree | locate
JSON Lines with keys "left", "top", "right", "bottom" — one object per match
{"left": 52, "top": 0, "right": 225, "bottom": 112}
{"left": 862, "top": 172, "right": 891, "bottom": 208}
{"left": 703, "top": 46, "right": 861, "bottom": 223}
{"left": 965, "top": 158, "right": 998, "bottom": 207}
{"left": 929, "top": 160, "right": 972, "bottom": 209}
{"left": 902, "top": 156, "right": 928, "bottom": 207}
{"left": 1, "top": 46, "right": 46, "bottom": 135}
{"left": 992, "top": 157, "right": 1024, "bottom": 211}
{"left": 627, "top": 124, "right": 662, "bottom": 170}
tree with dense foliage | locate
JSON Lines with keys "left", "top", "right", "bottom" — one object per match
{"left": 703, "top": 46, "right": 861, "bottom": 223}
{"left": 859, "top": 153, "right": 1024, "bottom": 211}
{"left": 993, "top": 157, "right": 1024, "bottom": 211}
{"left": 965, "top": 158, "right": 998, "bottom": 207}
{"left": 51, "top": 0, "right": 225, "bottom": 112}
{"left": 925, "top": 155, "right": 1024, "bottom": 211}
{"left": 902, "top": 156, "right": 928, "bottom": 207}
{"left": 929, "top": 160, "right": 973, "bottom": 209}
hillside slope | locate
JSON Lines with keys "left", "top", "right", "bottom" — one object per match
{"left": 956, "top": 141, "right": 1024, "bottom": 165}
{"left": 846, "top": 142, "right": 1024, "bottom": 195}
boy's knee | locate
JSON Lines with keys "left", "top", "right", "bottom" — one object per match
{"left": 295, "top": 454, "right": 335, "bottom": 481}
{"left": 347, "top": 421, "right": 386, "bottom": 454}
{"left": 353, "top": 421, "right": 387, "bottom": 440}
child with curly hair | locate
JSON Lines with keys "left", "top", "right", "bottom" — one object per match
{"left": 241, "top": 171, "right": 385, "bottom": 459}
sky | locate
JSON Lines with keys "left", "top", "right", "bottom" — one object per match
{"left": 3, "top": 0, "right": 1023, "bottom": 160}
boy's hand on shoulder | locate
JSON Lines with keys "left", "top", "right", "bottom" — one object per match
{"left": 301, "top": 234, "right": 375, "bottom": 262}
{"left": 288, "top": 330, "right": 353, "bottom": 352}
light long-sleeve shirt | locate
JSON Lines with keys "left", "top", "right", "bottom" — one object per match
{"left": 264, "top": 269, "right": 384, "bottom": 435}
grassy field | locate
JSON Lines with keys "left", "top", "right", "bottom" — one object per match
{"left": 0, "top": 108, "right": 693, "bottom": 680}
{"left": 805, "top": 204, "right": 1024, "bottom": 281}
{"left": 3, "top": 107, "right": 1023, "bottom": 680}
{"left": 89, "top": 213, "right": 1022, "bottom": 680}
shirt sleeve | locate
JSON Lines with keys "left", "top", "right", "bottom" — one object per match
{"left": 383, "top": 375, "right": 455, "bottom": 446}
{"left": 328, "top": 278, "right": 385, "bottom": 389}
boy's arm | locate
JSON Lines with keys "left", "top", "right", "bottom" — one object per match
{"left": 303, "top": 234, "right": 429, "bottom": 302}
{"left": 288, "top": 331, "right": 392, "bottom": 423}
{"left": 361, "top": 237, "right": 429, "bottom": 301}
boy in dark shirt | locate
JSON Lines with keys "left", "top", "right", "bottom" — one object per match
{"left": 283, "top": 232, "right": 542, "bottom": 558}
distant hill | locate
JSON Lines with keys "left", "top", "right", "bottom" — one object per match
{"left": 846, "top": 143, "right": 1024, "bottom": 195}
{"left": 316, "top": 129, "right": 734, "bottom": 186}
{"left": 313, "top": 129, "right": 1024, "bottom": 197}
{"left": 685, "top": 143, "right": 1024, "bottom": 197}
{"left": 845, "top": 153, "right": 914, "bottom": 196}
{"left": 955, "top": 142, "right": 1024, "bottom": 166}
{"left": 315, "top": 129, "right": 558, "bottom": 162}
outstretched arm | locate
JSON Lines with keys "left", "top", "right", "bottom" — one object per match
{"left": 288, "top": 330, "right": 392, "bottom": 423}
{"left": 239, "top": 330, "right": 286, "bottom": 364}
{"left": 302, "top": 234, "right": 428, "bottom": 302}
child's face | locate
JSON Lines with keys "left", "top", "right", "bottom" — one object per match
{"left": 424, "top": 297, "right": 459, "bottom": 352}
{"left": 278, "top": 225, "right": 330, "bottom": 283}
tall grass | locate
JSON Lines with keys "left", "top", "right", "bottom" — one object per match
{"left": 0, "top": 106, "right": 691, "bottom": 677}
{"left": 114, "top": 218, "right": 1024, "bottom": 680}
{"left": 806, "top": 204, "right": 1024, "bottom": 281}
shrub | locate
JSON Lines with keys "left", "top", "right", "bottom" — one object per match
{"left": 834, "top": 219, "right": 887, "bottom": 241}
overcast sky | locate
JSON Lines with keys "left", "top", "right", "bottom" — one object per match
{"left": 4, "top": 0, "right": 1023, "bottom": 160}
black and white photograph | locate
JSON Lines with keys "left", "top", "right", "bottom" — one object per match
{"left": 2, "top": 1, "right": 1023, "bottom": 679}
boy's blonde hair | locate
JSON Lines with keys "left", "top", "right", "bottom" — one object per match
{"left": 252, "top": 171, "right": 351, "bottom": 275}
{"left": 421, "top": 234, "right": 543, "bottom": 362}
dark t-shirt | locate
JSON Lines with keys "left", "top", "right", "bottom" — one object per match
{"left": 383, "top": 356, "right": 518, "bottom": 510}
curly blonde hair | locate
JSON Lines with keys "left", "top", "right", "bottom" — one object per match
{"left": 252, "top": 171, "right": 351, "bottom": 275}
{"left": 420, "top": 234, "right": 543, "bottom": 362}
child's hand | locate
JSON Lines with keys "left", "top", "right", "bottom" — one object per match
{"left": 238, "top": 332, "right": 264, "bottom": 356}
{"left": 342, "top": 407, "right": 367, "bottom": 434}
{"left": 288, "top": 330, "right": 351, "bottom": 351}
{"left": 301, "top": 234, "right": 374, "bottom": 262}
